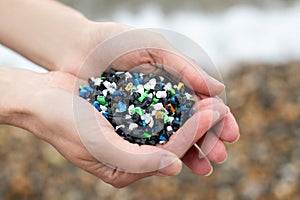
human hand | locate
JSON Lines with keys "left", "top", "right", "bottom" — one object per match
{"left": 0, "top": 0, "right": 239, "bottom": 185}
{"left": 72, "top": 26, "right": 240, "bottom": 176}
{"left": 0, "top": 67, "right": 236, "bottom": 188}
{"left": 10, "top": 17, "right": 238, "bottom": 176}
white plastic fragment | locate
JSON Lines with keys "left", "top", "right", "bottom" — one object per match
{"left": 159, "top": 76, "right": 164, "bottom": 82}
{"left": 149, "top": 118, "right": 154, "bottom": 128}
{"left": 185, "top": 92, "right": 192, "bottom": 99}
{"left": 102, "top": 89, "right": 108, "bottom": 97}
{"left": 152, "top": 110, "right": 157, "bottom": 116}
{"left": 164, "top": 82, "right": 172, "bottom": 90}
{"left": 103, "top": 81, "right": 116, "bottom": 94}
{"left": 167, "top": 126, "right": 173, "bottom": 132}
{"left": 128, "top": 104, "right": 135, "bottom": 115}
{"left": 100, "top": 105, "right": 107, "bottom": 112}
{"left": 125, "top": 72, "right": 133, "bottom": 79}
{"left": 168, "top": 116, "right": 174, "bottom": 123}
{"left": 156, "top": 91, "right": 167, "bottom": 98}
{"left": 125, "top": 114, "right": 131, "bottom": 119}
{"left": 141, "top": 113, "right": 152, "bottom": 124}
{"left": 136, "top": 84, "right": 144, "bottom": 94}
{"left": 144, "top": 78, "right": 157, "bottom": 90}
{"left": 103, "top": 81, "right": 111, "bottom": 89}
{"left": 129, "top": 123, "right": 138, "bottom": 130}
{"left": 116, "top": 125, "right": 125, "bottom": 130}
{"left": 94, "top": 78, "right": 102, "bottom": 86}
{"left": 153, "top": 103, "right": 164, "bottom": 111}
{"left": 143, "top": 83, "right": 151, "bottom": 90}
{"left": 159, "top": 141, "right": 166, "bottom": 144}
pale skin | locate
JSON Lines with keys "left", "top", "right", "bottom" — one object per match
{"left": 0, "top": 0, "right": 239, "bottom": 188}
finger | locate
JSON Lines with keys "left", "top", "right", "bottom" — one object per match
{"left": 73, "top": 95, "right": 182, "bottom": 175}
{"left": 148, "top": 49, "right": 225, "bottom": 96}
{"left": 78, "top": 29, "right": 224, "bottom": 97}
{"left": 181, "top": 145, "right": 213, "bottom": 176}
{"left": 197, "top": 131, "right": 227, "bottom": 163}
{"left": 212, "top": 112, "right": 240, "bottom": 143}
{"left": 92, "top": 164, "right": 157, "bottom": 188}
{"left": 162, "top": 97, "right": 229, "bottom": 158}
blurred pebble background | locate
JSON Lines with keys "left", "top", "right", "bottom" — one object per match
{"left": 0, "top": 0, "right": 299, "bottom": 199}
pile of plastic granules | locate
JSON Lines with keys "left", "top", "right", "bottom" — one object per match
{"left": 79, "top": 68, "right": 195, "bottom": 146}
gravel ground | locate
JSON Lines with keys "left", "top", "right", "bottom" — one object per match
{"left": 0, "top": 63, "right": 299, "bottom": 200}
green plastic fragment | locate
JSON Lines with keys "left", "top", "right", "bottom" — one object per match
{"left": 131, "top": 107, "right": 144, "bottom": 116}
{"left": 97, "top": 96, "right": 108, "bottom": 106}
{"left": 138, "top": 96, "right": 145, "bottom": 103}
{"left": 169, "top": 88, "right": 176, "bottom": 96}
{"left": 163, "top": 113, "right": 170, "bottom": 123}
{"left": 138, "top": 89, "right": 150, "bottom": 102}
{"left": 152, "top": 98, "right": 159, "bottom": 103}
{"left": 101, "top": 76, "right": 106, "bottom": 80}
{"left": 190, "top": 97, "right": 195, "bottom": 101}
{"left": 143, "top": 132, "right": 152, "bottom": 139}
{"left": 79, "top": 84, "right": 86, "bottom": 90}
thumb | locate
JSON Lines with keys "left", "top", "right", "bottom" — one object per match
{"left": 74, "top": 96, "right": 182, "bottom": 175}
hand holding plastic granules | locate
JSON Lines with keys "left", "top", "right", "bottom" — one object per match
{"left": 0, "top": 0, "right": 240, "bottom": 188}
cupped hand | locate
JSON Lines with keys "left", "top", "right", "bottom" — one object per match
{"left": 3, "top": 23, "right": 239, "bottom": 187}
{"left": 38, "top": 21, "right": 239, "bottom": 177}
{"left": 68, "top": 24, "right": 240, "bottom": 176}
{"left": 0, "top": 0, "right": 239, "bottom": 187}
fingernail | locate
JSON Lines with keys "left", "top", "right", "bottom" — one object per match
{"left": 204, "top": 167, "right": 214, "bottom": 176}
{"left": 231, "top": 133, "right": 240, "bottom": 144}
{"left": 216, "top": 152, "right": 228, "bottom": 164}
{"left": 216, "top": 156, "right": 227, "bottom": 164}
{"left": 208, "top": 76, "right": 225, "bottom": 88}
{"left": 159, "top": 155, "right": 182, "bottom": 176}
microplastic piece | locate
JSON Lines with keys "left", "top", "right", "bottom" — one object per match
{"left": 79, "top": 68, "right": 196, "bottom": 146}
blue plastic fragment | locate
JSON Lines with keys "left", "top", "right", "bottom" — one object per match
{"left": 84, "top": 86, "right": 94, "bottom": 92}
{"left": 175, "top": 117, "right": 180, "bottom": 122}
{"left": 133, "top": 79, "right": 140, "bottom": 86}
{"left": 138, "top": 77, "right": 143, "bottom": 84}
{"left": 113, "top": 90, "right": 122, "bottom": 96}
{"left": 133, "top": 72, "right": 139, "bottom": 79}
{"left": 189, "top": 108, "right": 196, "bottom": 117}
{"left": 102, "top": 112, "right": 108, "bottom": 118}
{"left": 159, "top": 135, "right": 167, "bottom": 142}
{"left": 79, "top": 89, "right": 88, "bottom": 98}
{"left": 142, "top": 120, "right": 147, "bottom": 127}
{"left": 118, "top": 101, "right": 127, "bottom": 113}
{"left": 170, "top": 96, "right": 176, "bottom": 103}
{"left": 93, "top": 101, "right": 102, "bottom": 112}
{"left": 178, "top": 105, "right": 187, "bottom": 111}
